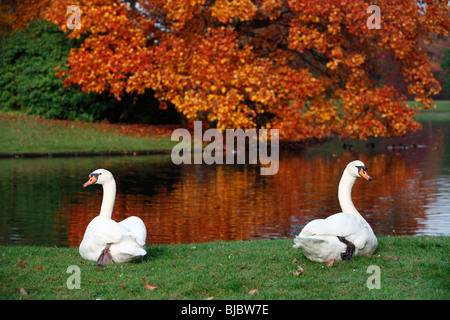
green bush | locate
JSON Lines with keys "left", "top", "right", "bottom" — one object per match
{"left": 0, "top": 20, "right": 102, "bottom": 121}
{"left": 440, "top": 49, "right": 450, "bottom": 99}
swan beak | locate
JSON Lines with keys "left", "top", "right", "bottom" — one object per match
{"left": 83, "top": 174, "right": 98, "bottom": 187}
{"left": 359, "top": 168, "right": 372, "bottom": 181}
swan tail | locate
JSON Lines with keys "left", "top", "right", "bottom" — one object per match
{"left": 292, "top": 236, "right": 325, "bottom": 249}
{"left": 116, "top": 243, "right": 147, "bottom": 258}
{"left": 293, "top": 235, "right": 345, "bottom": 262}
{"left": 121, "top": 247, "right": 146, "bottom": 256}
{"left": 109, "top": 244, "right": 146, "bottom": 263}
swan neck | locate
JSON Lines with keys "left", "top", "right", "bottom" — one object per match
{"left": 338, "top": 170, "right": 361, "bottom": 218}
{"left": 99, "top": 179, "right": 116, "bottom": 218}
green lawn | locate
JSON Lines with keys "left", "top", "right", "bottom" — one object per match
{"left": 0, "top": 112, "right": 176, "bottom": 155}
{"left": 1, "top": 236, "right": 448, "bottom": 300}
{"left": 412, "top": 100, "right": 450, "bottom": 122}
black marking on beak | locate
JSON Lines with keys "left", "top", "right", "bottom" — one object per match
{"left": 356, "top": 165, "right": 372, "bottom": 181}
{"left": 83, "top": 172, "right": 102, "bottom": 187}
{"left": 90, "top": 173, "right": 101, "bottom": 179}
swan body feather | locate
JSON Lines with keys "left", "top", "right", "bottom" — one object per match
{"left": 79, "top": 169, "right": 147, "bottom": 264}
{"left": 293, "top": 160, "right": 378, "bottom": 263}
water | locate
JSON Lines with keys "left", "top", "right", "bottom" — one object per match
{"left": 0, "top": 121, "right": 449, "bottom": 247}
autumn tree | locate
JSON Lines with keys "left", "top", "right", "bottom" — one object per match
{"left": 0, "top": 13, "right": 180, "bottom": 123}
{"left": 37, "top": 0, "right": 450, "bottom": 142}
{"left": 0, "top": 0, "right": 52, "bottom": 35}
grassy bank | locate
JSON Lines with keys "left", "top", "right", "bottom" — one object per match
{"left": 1, "top": 236, "right": 448, "bottom": 300}
{"left": 1, "top": 101, "right": 449, "bottom": 155}
{"left": 0, "top": 112, "right": 176, "bottom": 155}
{"left": 413, "top": 100, "right": 450, "bottom": 122}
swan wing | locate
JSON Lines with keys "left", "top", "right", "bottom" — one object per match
{"left": 302, "top": 212, "right": 365, "bottom": 238}
{"left": 79, "top": 216, "right": 125, "bottom": 261}
{"left": 83, "top": 216, "right": 124, "bottom": 245}
{"left": 118, "top": 216, "right": 147, "bottom": 246}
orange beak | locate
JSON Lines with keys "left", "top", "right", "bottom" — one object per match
{"left": 359, "top": 168, "right": 372, "bottom": 181}
{"left": 83, "top": 174, "right": 98, "bottom": 187}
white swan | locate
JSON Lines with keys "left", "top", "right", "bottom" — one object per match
{"left": 79, "top": 169, "right": 147, "bottom": 265}
{"left": 293, "top": 160, "right": 377, "bottom": 263}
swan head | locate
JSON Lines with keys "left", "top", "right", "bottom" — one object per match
{"left": 346, "top": 160, "right": 372, "bottom": 181}
{"left": 83, "top": 169, "right": 114, "bottom": 187}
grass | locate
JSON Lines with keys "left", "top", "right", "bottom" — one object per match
{"left": 412, "top": 100, "right": 450, "bottom": 122}
{"left": 1, "top": 236, "right": 448, "bottom": 300}
{"left": 0, "top": 112, "right": 176, "bottom": 155}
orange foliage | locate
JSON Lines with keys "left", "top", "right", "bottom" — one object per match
{"left": 1, "top": 0, "right": 51, "bottom": 33}
{"left": 14, "top": 0, "right": 450, "bottom": 142}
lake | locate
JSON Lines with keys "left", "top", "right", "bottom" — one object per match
{"left": 0, "top": 120, "right": 449, "bottom": 247}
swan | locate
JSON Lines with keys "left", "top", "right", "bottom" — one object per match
{"left": 293, "top": 160, "right": 377, "bottom": 263}
{"left": 79, "top": 169, "right": 147, "bottom": 265}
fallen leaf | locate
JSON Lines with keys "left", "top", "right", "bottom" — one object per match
{"left": 144, "top": 284, "right": 158, "bottom": 291}
{"left": 292, "top": 265, "right": 305, "bottom": 276}
{"left": 291, "top": 258, "right": 298, "bottom": 264}
{"left": 20, "top": 288, "right": 28, "bottom": 296}
{"left": 393, "top": 256, "right": 400, "bottom": 261}
{"left": 327, "top": 259, "right": 335, "bottom": 267}
{"left": 206, "top": 297, "right": 214, "bottom": 300}
{"left": 248, "top": 289, "right": 259, "bottom": 295}
{"left": 119, "top": 284, "right": 125, "bottom": 290}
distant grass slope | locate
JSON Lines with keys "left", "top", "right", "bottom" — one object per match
{"left": 0, "top": 112, "right": 176, "bottom": 155}
{"left": 1, "top": 236, "right": 448, "bottom": 300}
{"left": 411, "top": 100, "right": 450, "bottom": 122}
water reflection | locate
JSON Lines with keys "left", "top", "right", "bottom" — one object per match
{"left": 0, "top": 122, "right": 448, "bottom": 247}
